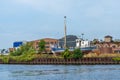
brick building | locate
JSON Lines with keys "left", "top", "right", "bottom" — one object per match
{"left": 96, "top": 35, "right": 120, "bottom": 53}
{"left": 32, "top": 38, "right": 58, "bottom": 52}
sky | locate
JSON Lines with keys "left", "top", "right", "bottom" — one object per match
{"left": 0, "top": 0, "right": 120, "bottom": 49}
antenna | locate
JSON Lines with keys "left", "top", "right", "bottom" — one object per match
{"left": 64, "top": 16, "right": 67, "bottom": 49}
{"left": 81, "top": 33, "right": 84, "bottom": 40}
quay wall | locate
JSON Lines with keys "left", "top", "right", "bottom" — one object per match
{"left": 0, "top": 57, "right": 119, "bottom": 65}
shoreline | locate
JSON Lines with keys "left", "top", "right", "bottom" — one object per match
{"left": 0, "top": 57, "right": 120, "bottom": 65}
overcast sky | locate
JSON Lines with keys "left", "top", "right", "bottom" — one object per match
{"left": 0, "top": 0, "right": 120, "bottom": 49}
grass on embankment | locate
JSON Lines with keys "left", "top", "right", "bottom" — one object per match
{"left": 0, "top": 53, "right": 61, "bottom": 63}
{"left": 1, "top": 52, "right": 120, "bottom": 63}
{"left": 0, "top": 53, "right": 36, "bottom": 63}
{"left": 84, "top": 53, "right": 120, "bottom": 58}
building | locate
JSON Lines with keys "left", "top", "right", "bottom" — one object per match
{"left": 76, "top": 39, "right": 91, "bottom": 48}
{"left": 9, "top": 48, "right": 15, "bottom": 52}
{"left": 104, "top": 35, "right": 113, "bottom": 42}
{"left": 96, "top": 35, "right": 120, "bottom": 53}
{"left": 0, "top": 49, "right": 9, "bottom": 55}
{"left": 59, "top": 35, "right": 78, "bottom": 48}
{"left": 13, "top": 41, "right": 27, "bottom": 48}
{"left": 10, "top": 38, "right": 58, "bottom": 53}
{"left": 32, "top": 38, "right": 58, "bottom": 52}
{"left": 9, "top": 41, "right": 27, "bottom": 52}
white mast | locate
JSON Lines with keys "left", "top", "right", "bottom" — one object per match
{"left": 64, "top": 16, "right": 67, "bottom": 49}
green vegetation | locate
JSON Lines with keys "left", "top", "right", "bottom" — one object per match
{"left": 0, "top": 41, "right": 57, "bottom": 63}
{"left": 0, "top": 55, "right": 10, "bottom": 63}
{"left": 0, "top": 41, "right": 84, "bottom": 63}
{"left": 9, "top": 42, "right": 36, "bottom": 62}
{"left": 0, "top": 53, "right": 36, "bottom": 63}
{"left": 61, "top": 49, "right": 71, "bottom": 59}
{"left": 10, "top": 42, "right": 35, "bottom": 56}
{"left": 12, "top": 53, "right": 36, "bottom": 62}
{"left": 61, "top": 48, "right": 83, "bottom": 59}
{"left": 72, "top": 48, "right": 83, "bottom": 59}
{"left": 0, "top": 42, "right": 36, "bottom": 63}
{"left": 38, "top": 39, "right": 46, "bottom": 53}
{"left": 112, "top": 57, "right": 120, "bottom": 61}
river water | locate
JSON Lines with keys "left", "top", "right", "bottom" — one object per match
{"left": 0, "top": 64, "right": 120, "bottom": 80}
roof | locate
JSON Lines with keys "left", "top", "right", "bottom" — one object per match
{"left": 42, "top": 38, "right": 58, "bottom": 40}
{"left": 104, "top": 35, "right": 112, "bottom": 38}
{"left": 31, "top": 38, "right": 58, "bottom": 42}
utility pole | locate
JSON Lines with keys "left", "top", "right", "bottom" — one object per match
{"left": 64, "top": 16, "right": 67, "bottom": 49}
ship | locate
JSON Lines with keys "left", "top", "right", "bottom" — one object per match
{"left": 51, "top": 16, "right": 96, "bottom": 53}
{"left": 51, "top": 38, "right": 96, "bottom": 53}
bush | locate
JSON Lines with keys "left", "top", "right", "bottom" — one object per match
{"left": 8, "top": 42, "right": 36, "bottom": 62}
{"left": 0, "top": 56, "right": 9, "bottom": 63}
{"left": 10, "top": 42, "right": 35, "bottom": 56}
{"left": 18, "top": 52, "right": 35, "bottom": 62}
{"left": 62, "top": 49, "right": 71, "bottom": 59}
{"left": 112, "top": 57, "right": 120, "bottom": 61}
{"left": 72, "top": 48, "right": 83, "bottom": 59}
{"left": 9, "top": 52, "right": 36, "bottom": 62}
{"left": 10, "top": 48, "right": 22, "bottom": 56}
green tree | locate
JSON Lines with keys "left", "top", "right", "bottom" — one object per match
{"left": 62, "top": 49, "right": 71, "bottom": 59}
{"left": 72, "top": 48, "right": 83, "bottom": 59}
{"left": 38, "top": 40, "right": 46, "bottom": 53}
{"left": 10, "top": 42, "right": 35, "bottom": 56}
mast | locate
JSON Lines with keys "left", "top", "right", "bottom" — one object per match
{"left": 64, "top": 16, "right": 67, "bottom": 49}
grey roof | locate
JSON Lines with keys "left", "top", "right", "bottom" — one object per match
{"left": 104, "top": 35, "right": 112, "bottom": 38}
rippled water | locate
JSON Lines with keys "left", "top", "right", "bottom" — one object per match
{"left": 0, "top": 64, "right": 120, "bottom": 80}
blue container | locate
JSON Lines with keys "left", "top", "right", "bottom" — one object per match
{"left": 13, "top": 41, "right": 23, "bottom": 48}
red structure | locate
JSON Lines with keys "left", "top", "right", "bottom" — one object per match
{"left": 32, "top": 38, "right": 58, "bottom": 52}
{"left": 96, "top": 42, "right": 120, "bottom": 53}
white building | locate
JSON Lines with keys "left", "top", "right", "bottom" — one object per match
{"left": 76, "top": 39, "right": 91, "bottom": 48}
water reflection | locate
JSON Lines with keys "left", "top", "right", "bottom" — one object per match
{"left": 11, "top": 69, "right": 73, "bottom": 77}
{"left": 0, "top": 65, "right": 120, "bottom": 80}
